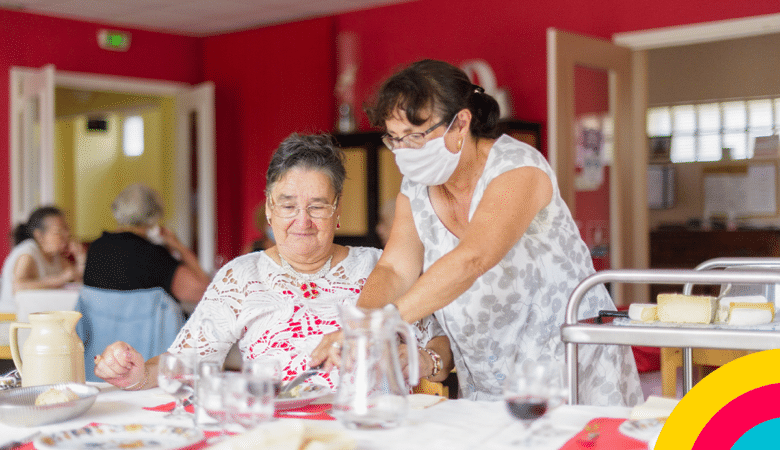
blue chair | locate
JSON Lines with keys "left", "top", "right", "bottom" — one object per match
{"left": 76, "top": 286, "right": 185, "bottom": 382}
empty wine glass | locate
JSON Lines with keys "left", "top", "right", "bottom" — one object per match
{"left": 504, "top": 358, "right": 564, "bottom": 447}
{"left": 157, "top": 352, "right": 196, "bottom": 420}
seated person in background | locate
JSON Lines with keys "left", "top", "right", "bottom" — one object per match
{"left": 93, "top": 133, "right": 453, "bottom": 392}
{"left": 0, "top": 205, "right": 85, "bottom": 314}
{"left": 244, "top": 204, "right": 276, "bottom": 253}
{"left": 83, "top": 183, "right": 210, "bottom": 306}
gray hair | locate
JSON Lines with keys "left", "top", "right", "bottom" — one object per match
{"left": 265, "top": 134, "right": 346, "bottom": 199}
{"left": 112, "top": 184, "right": 164, "bottom": 226}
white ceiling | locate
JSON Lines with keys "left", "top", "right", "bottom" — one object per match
{"left": 4, "top": 0, "right": 413, "bottom": 36}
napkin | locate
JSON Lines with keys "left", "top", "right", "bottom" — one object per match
{"left": 207, "top": 419, "right": 355, "bottom": 450}
{"left": 629, "top": 395, "right": 679, "bottom": 420}
{"left": 407, "top": 393, "right": 447, "bottom": 409}
{"left": 275, "top": 403, "right": 335, "bottom": 420}
{"left": 559, "top": 418, "right": 647, "bottom": 450}
{"left": 143, "top": 401, "right": 195, "bottom": 414}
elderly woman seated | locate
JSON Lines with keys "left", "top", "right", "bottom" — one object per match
{"left": 93, "top": 133, "right": 453, "bottom": 391}
{"left": 0, "top": 206, "right": 85, "bottom": 314}
{"left": 83, "top": 184, "right": 211, "bottom": 307}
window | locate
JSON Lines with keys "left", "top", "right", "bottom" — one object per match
{"left": 647, "top": 98, "right": 780, "bottom": 162}
{"left": 123, "top": 115, "right": 144, "bottom": 157}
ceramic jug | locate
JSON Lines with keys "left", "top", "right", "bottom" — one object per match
{"left": 10, "top": 311, "right": 86, "bottom": 387}
{"left": 333, "top": 304, "right": 419, "bottom": 429}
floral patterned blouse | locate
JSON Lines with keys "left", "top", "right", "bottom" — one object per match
{"left": 401, "top": 134, "right": 643, "bottom": 406}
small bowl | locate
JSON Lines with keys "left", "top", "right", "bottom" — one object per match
{"left": 0, "top": 382, "right": 99, "bottom": 427}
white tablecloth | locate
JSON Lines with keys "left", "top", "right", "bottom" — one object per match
{"left": 0, "top": 383, "right": 634, "bottom": 449}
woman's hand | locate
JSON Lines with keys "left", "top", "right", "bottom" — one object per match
{"left": 399, "top": 344, "right": 433, "bottom": 380}
{"left": 310, "top": 330, "right": 343, "bottom": 372}
{"left": 94, "top": 341, "right": 146, "bottom": 389}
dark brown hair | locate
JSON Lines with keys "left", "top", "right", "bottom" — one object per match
{"left": 366, "top": 59, "right": 501, "bottom": 139}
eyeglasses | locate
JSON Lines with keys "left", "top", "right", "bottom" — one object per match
{"left": 269, "top": 198, "right": 339, "bottom": 219}
{"left": 381, "top": 118, "right": 449, "bottom": 150}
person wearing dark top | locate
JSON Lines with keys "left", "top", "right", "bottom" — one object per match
{"left": 83, "top": 184, "right": 210, "bottom": 306}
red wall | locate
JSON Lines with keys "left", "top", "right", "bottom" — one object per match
{"left": 3, "top": 1, "right": 780, "bottom": 262}
{"left": 202, "top": 18, "right": 336, "bottom": 260}
{"left": 0, "top": 9, "right": 202, "bottom": 258}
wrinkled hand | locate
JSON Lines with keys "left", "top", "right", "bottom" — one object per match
{"left": 399, "top": 344, "right": 431, "bottom": 381}
{"left": 93, "top": 341, "right": 146, "bottom": 388}
{"left": 310, "top": 330, "right": 343, "bottom": 372}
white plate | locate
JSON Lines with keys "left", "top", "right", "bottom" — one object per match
{"left": 35, "top": 424, "right": 204, "bottom": 450}
{"left": 618, "top": 418, "right": 665, "bottom": 443}
{"left": 275, "top": 383, "right": 329, "bottom": 410}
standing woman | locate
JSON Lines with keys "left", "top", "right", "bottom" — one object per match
{"left": 313, "top": 59, "right": 641, "bottom": 406}
{"left": 0, "top": 206, "right": 85, "bottom": 313}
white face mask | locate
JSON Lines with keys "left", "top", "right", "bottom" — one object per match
{"left": 392, "top": 119, "right": 462, "bottom": 186}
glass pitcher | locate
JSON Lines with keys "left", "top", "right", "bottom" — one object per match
{"left": 333, "top": 304, "right": 419, "bottom": 429}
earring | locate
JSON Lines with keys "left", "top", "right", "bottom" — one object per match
{"left": 457, "top": 138, "right": 463, "bottom": 149}
{"left": 337, "top": 216, "right": 341, "bottom": 229}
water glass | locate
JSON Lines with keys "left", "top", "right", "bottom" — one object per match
{"left": 243, "top": 358, "right": 282, "bottom": 397}
{"left": 195, "top": 361, "right": 222, "bottom": 428}
{"left": 224, "top": 372, "right": 275, "bottom": 430}
{"left": 198, "top": 371, "right": 231, "bottom": 441}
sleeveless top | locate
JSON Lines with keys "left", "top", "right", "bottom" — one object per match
{"left": 0, "top": 239, "right": 65, "bottom": 313}
{"left": 400, "top": 134, "right": 642, "bottom": 406}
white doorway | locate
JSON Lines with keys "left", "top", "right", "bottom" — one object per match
{"left": 9, "top": 66, "right": 217, "bottom": 273}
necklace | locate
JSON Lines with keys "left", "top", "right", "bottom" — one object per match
{"left": 278, "top": 254, "right": 333, "bottom": 283}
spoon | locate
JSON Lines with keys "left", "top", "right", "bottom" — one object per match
{"left": 278, "top": 364, "right": 322, "bottom": 397}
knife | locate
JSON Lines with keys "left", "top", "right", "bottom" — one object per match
{"left": 0, "top": 431, "right": 42, "bottom": 450}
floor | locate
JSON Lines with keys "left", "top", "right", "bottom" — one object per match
{"left": 640, "top": 369, "right": 684, "bottom": 400}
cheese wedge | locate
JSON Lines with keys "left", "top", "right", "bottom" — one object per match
{"left": 657, "top": 293, "right": 717, "bottom": 324}
{"left": 716, "top": 295, "right": 769, "bottom": 323}
{"left": 628, "top": 303, "right": 658, "bottom": 322}
{"left": 728, "top": 302, "right": 775, "bottom": 326}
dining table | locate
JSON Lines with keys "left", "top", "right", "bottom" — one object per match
{"left": 0, "top": 382, "right": 647, "bottom": 450}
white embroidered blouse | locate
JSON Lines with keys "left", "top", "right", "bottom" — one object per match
{"left": 168, "top": 246, "right": 441, "bottom": 392}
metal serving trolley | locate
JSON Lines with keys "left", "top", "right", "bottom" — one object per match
{"left": 562, "top": 267, "right": 780, "bottom": 405}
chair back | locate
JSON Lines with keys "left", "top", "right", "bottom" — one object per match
{"left": 76, "top": 286, "right": 184, "bottom": 382}
{"left": 0, "top": 313, "right": 16, "bottom": 360}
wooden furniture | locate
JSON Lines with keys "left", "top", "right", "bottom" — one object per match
{"left": 660, "top": 348, "right": 751, "bottom": 397}
{"left": 650, "top": 229, "right": 780, "bottom": 298}
{"left": 0, "top": 313, "right": 15, "bottom": 359}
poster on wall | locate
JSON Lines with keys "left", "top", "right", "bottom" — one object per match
{"left": 574, "top": 115, "right": 608, "bottom": 191}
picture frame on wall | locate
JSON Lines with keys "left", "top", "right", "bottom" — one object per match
{"left": 649, "top": 136, "right": 672, "bottom": 163}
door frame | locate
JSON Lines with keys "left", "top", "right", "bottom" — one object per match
{"left": 9, "top": 67, "right": 216, "bottom": 273}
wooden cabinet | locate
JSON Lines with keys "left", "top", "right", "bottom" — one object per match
{"left": 649, "top": 229, "right": 780, "bottom": 298}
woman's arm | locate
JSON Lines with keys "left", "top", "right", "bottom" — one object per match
{"left": 12, "top": 254, "right": 75, "bottom": 292}
{"left": 164, "top": 227, "right": 211, "bottom": 303}
{"left": 395, "top": 166, "right": 553, "bottom": 323}
{"left": 357, "top": 192, "right": 425, "bottom": 308}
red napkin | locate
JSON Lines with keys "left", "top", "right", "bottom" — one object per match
{"left": 144, "top": 402, "right": 333, "bottom": 420}
{"left": 274, "top": 403, "right": 334, "bottom": 421}
{"left": 144, "top": 401, "right": 195, "bottom": 414}
{"left": 559, "top": 418, "right": 647, "bottom": 450}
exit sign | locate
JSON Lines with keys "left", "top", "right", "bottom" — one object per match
{"left": 97, "top": 29, "right": 131, "bottom": 51}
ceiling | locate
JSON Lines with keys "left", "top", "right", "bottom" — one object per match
{"left": 4, "top": 0, "right": 413, "bottom": 36}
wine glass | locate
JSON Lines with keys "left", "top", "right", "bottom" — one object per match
{"left": 504, "top": 358, "right": 564, "bottom": 447}
{"left": 157, "top": 352, "right": 196, "bottom": 420}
